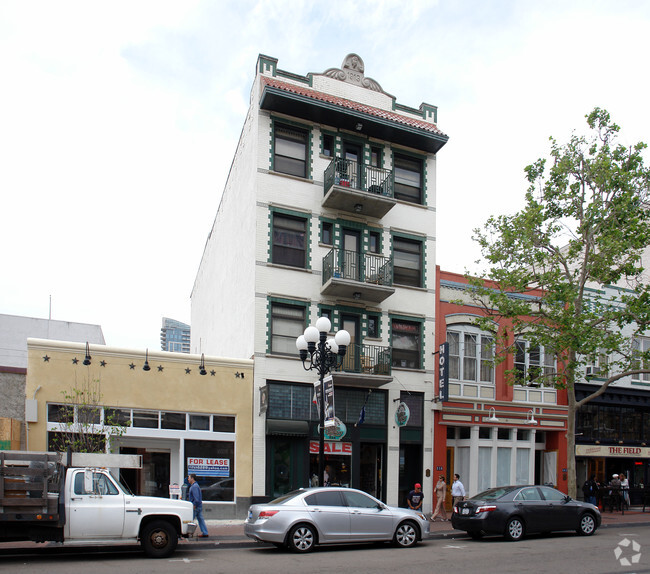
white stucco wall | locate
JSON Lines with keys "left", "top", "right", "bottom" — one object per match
{"left": 192, "top": 55, "right": 442, "bottom": 508}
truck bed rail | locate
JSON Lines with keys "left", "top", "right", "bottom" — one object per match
{"left": 0, "top": 451, "right": 61, "bottom": 521}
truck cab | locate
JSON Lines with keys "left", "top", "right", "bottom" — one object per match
{"left": 64, "top": 467, "right": 197, "bottom": 557}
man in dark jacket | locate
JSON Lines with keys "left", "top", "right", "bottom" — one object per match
{"left": 188, "top": 474, "right": 209, "bottom": 537}
{"left": 582, "top": 475, "right": 598, "bottom": 506}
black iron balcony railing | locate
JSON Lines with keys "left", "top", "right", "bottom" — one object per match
{"left": 322, "top": 248, "right": 393, "bottom": 286}
{"left": 336, "top": 342, "right": 392, "bottom": 376}
{"left": 324, "top": 157, "right": 394, "bottom": 198}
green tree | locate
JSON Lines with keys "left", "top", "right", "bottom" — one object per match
{"left": 470, "top": 108, "right": 650, "bottom": 497}
{"left": 48, "top": 375, "right": 129, "bottom": 453}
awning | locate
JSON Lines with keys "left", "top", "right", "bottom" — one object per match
{"left": 266, "top": 419, "right": 310, "bottom": 437}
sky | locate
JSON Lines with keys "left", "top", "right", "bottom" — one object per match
{"left": 1, "top": 0, "right": 649, "bottom": 350}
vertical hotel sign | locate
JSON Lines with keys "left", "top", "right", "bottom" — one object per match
{"left": 438, "top": 342, "right": 449, "bottom": 402}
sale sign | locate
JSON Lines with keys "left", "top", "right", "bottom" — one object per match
{"left": 187, "top": 457, "right": 230, "bottom": 477}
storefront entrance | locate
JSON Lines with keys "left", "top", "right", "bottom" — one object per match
{"left": 120, "top": 447, "right": 170, "bottom": 498}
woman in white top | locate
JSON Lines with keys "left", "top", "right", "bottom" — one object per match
{"left": 620, "top": 472, "right": 630, "bottom": 506}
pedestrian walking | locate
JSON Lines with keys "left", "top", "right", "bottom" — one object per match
{"left": 188, "top": 474, "right": 209, "bottom": 538}
{"left": 451, "top": 473, "right": 466, "bottom": 507}
{"left": 620, "top": 473, "right": 630, "bottom": 507}
{"left": 407, "top": 482, "right": 424, "bottom": 511}
{"left": 431, "top": 475, "right": 448, "bottom": 521}
{"left": 582, "top": 475, "right": 598, "bottom": 506}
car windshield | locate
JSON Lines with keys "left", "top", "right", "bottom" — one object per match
{"left": 268, "top": 490, "right": 306, "bottom": 505}
{"left": 470, "top": 487, "right": 515, "bottom": 501}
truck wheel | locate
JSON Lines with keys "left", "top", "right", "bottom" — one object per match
{"left": 141, "top": 520, "right": 178, "bottom": 558}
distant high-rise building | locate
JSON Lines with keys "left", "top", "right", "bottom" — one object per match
{"left": 160, "top": 318, "right": 190, "bottom": 353}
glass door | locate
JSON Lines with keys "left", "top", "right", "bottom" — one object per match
{"left": 341, "top": 314, "right": 361, "bottom": 372}
{"left": 342, "top": 228, "right": 361, "bottom": 281}
{"left": 341, "top": 141, "right": 362, "bottom": 189}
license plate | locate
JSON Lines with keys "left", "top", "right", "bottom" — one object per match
{"left": 462, "top": 507, "right": 470, "bottom": 515}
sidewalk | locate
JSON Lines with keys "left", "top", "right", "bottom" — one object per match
{"left": 188, "top": 506, "right": 650, "bottom": 548}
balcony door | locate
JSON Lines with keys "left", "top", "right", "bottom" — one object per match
{"left": 341, "top": 314, "right": 361, "bottom": 372}
{"left": 341, "top": 141, "right": 362, "bottom": 189}
{"left": 342, "top": 228, "right": 361, "bottom": 281}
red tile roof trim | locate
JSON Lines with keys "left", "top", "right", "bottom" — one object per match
{"left": 261, "top": 76, "right": 447, "bottom": 137}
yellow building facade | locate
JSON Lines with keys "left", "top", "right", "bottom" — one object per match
{"left": 26, "top": 338, "right": 253, "bottom": 519}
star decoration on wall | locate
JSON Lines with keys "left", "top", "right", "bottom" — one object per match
{"left": 157, "top": 365, "right": 164, "bottom": 372}
{"left": 185, "top": 368, "right": 191, "bottom": 374}
{"left": 100, "top": 360, "right": 107, "bottom": 367}
{"left": 129, "top": 363, "right": 136, "bottom": 370}
{"left": 43, "top": 355, "right": 50, "bottom": 362}
{"left": 235, "top": 372, "right": 245, "bottom": 379}
{"left": 210, "top": 370, "right": 216, "bottom": 376}
{"left": 72, "top": 358, "right": 79, "bottom": 365}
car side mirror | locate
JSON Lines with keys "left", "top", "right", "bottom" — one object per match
{"left": 564, "top": 495, "right": 571, "bottom": 503}
{"left": 377, "top": 502, "right": 387, "bottom": 511}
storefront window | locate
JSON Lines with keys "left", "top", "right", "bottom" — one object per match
{"left": 334, "top": 388, "right": 386, "bottom": 425}
{"left": 267, "top": 382, "right": 313, "bottom": 420}
{"left": 515, "top": 449, "right": 529, "bottom": 484}
{"left": 621, "top": 408, "right": 642, "bottom": 442}
{"left": 132, "top": 410, "right": 159, "bottom": 428}
{"left": 47, "top": 403, "right": 73, "bottom": 424}
{"left": 190, "top": 415, "right": 210, "bottom": 431}
{"left": 185, "top": 439, "right": 235, "bottom": 502}
{"left": 161, "top": 412, "right": 186, "bottom": 430}
{"left": 213, "top": 415, "right": 235, "bottom": 432}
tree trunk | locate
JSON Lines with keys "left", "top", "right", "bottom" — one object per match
{"left": 566, "top": 379, "right": 577, "bottom": 499}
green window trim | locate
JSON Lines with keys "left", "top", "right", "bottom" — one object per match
{"left": 391, "top": 148, "right": 427, "bottom": 205}
{"left": 389, "top": 314, "right": 425, "bottom": 370}
{"left": 270, "top": 117, "right": 313, "bottom": 180}
{"left": 391, "top": 232, "right": 426, "bottom": 288}
{"left": 266, "top": 297, "right": 310, "bottom": 355}
{"left": 268, "top": 207, "right": 312, "bottom": 269}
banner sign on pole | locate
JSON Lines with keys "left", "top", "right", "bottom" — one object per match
{"left": 323, "top": 375, "right": 335, "bottom": 427}
{"left": 438, "top": 341, "right": 449, "bottom": 403}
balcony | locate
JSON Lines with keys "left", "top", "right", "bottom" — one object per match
{"left": 332, "top": 343, "right": 393, "bottom": 388}
{"left": 323, "top": 158, "right": 396, "bottom": 218}
{"left": 322, "top": 248, "right": 395, "bottom": 303}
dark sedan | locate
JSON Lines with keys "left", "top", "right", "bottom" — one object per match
{"left": 451, "top": 485, "right": 601, "bottom": 541}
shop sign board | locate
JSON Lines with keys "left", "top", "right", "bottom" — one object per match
{"left": 395, "top": 402, "right": 410, "bottom": 427}
{"left": 309, "top": 441, "right": 352, "bottom": 456}
{"left": 438, "top": 342, "right": 449, "bottom": 402}
{"left": 575, "top": 445, "right": 650, "bottom": 458}
{"left": 187, "top": 457, "right": 231, "bottom": 477}
{"left": 319, "top": 417, "right": 347, "bottom": 440}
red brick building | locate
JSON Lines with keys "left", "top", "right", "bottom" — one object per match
{"left": 433, "top": 268, "right": 569, "bottom": 504}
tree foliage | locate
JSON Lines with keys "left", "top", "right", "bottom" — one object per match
{"left": 48, "top": 375, "right": 129, "bottom": 454}
{"left": 470, "top": 108, "right": 650, "bottom": 496}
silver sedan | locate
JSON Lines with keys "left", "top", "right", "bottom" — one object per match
{"left": 245, "top": 487, "right": 429, "bottom": 552}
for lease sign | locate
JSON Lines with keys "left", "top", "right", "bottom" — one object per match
{"left": 187, "top": 457, "right": 230, "bottom": 477}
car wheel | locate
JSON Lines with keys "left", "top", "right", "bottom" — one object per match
{"left": 470, "top": 531, "right": 484, "bottom": 540}
{"left": 394, "top": 520, "right": 418, "bottom": 548}
{"left": 140, "top": 520, "right": 178, "bottom": 558}
{"left": 577, "top": 512, "right": 596, "bottom": 536}
{"left": 504, "top": 517, "right": 524, "bottom": 541}
{"left": 288, "top": 524, "right": 316, "bottom": 553}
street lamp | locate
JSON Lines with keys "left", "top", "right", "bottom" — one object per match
{"left": 296, "top": 316, "right": 350, "bottom": 487}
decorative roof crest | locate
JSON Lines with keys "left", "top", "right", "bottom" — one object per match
{"left": 322, "top": 54, "right": 383, "bottom": 93}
